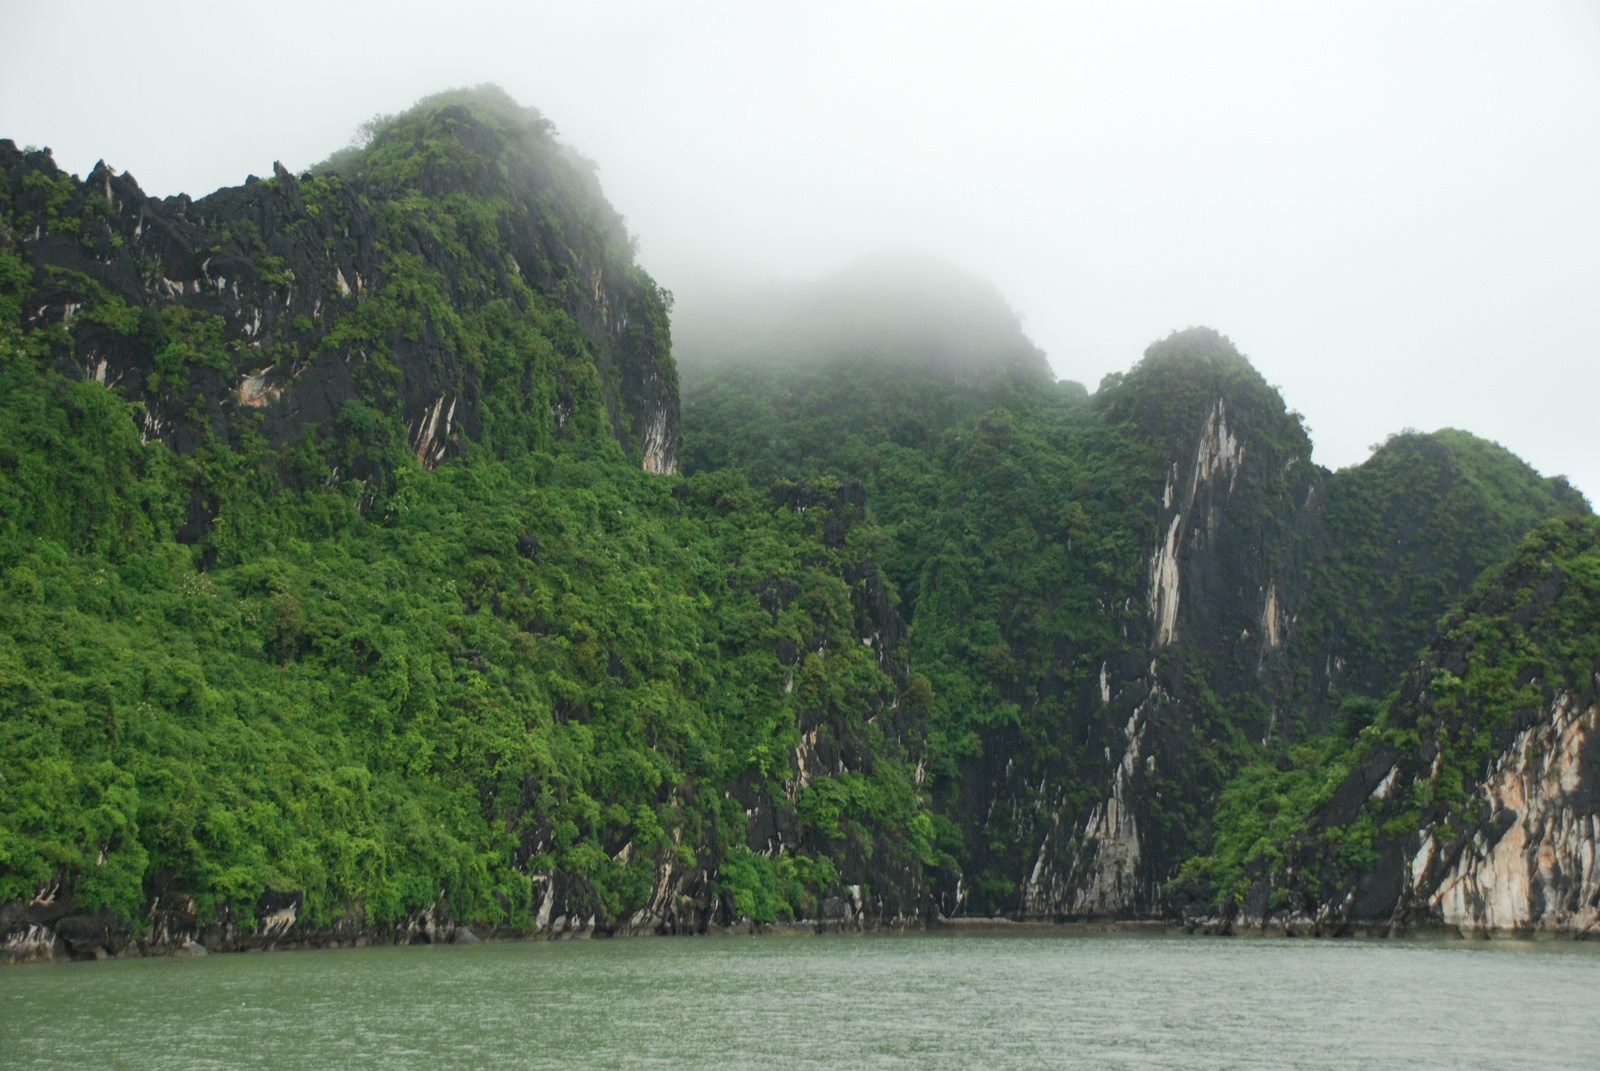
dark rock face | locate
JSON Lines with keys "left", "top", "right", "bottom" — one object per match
{"left": 0, "top": 880, "right": 469, "bottom": 961}
{"left": 0, "top": 110, "right": 677, "bottom": 488}
{"left": 1212, "top": 518, "right": 1600, "bottom": 937}
{"left": 927, "top": 332, "right": 1585, "bottom": 926}
{"left": 5, "top": 96, "right": 1590, "bottom": 954}
{"left": 974, "top": 342, "right": 1323, "bottom": 920}
{"left": 53, "top": 909, "right": 133, "bottom": 958}
{"left": 0, "top": 884, "right": 131, "bottom": 961}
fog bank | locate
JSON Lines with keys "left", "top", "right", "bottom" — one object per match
{"left": 671, "top": 253, "right": 1047, "bottom": 383}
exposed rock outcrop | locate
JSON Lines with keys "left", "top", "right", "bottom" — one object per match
{"left": 1182, "top": 516, "right": 1600, "bottom": 937}
{"left": 1417, "top": 692, "right": 1598, "bottom": 935}
{"left": 932, "top": 332, "right": 1588, "bottom": 929}
{"left": 959, "top": 332, "right": 1324, "bottom": 921}
{"left": 0, "top": 90, "right": 678, "bottom": 495}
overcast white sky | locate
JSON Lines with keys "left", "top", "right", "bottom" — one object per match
{"left": 4, "top": 0, "right": 1597, "bottom": 497}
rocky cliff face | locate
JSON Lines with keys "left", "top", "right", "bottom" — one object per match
{"left": 1, "top": 86, "right": 677, "bottom": 493}
{"left": 1417, "top": 689, "right": 1598, "bottom": 935}
{"left": 4, "top": 93, "right": 1593, "bottom": 958}
{"left": 1173, "top": 516, "right": 1600, "bottom": 937}
{"left": 804, "top": 328, "right": 1584, "bottom": 927}
{"left": 682, "top": 319, "right": 1587, "bottom": 931}
{"left": 2, "top": 881, "right": 474, "bottom": 962}
{"left": 972, "top": 333, "right": 1324, "bottom": 920}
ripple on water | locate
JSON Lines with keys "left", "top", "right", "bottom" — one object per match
{"left": 1, "top": 932, "right": 1596, "bottom": 1070}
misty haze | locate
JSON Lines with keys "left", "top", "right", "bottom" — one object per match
{"left": 2, "top": 4, "right": 1598, "bottom": 1070}
{"left": 672, "top": 253, "right": 1045, "bottom": 379}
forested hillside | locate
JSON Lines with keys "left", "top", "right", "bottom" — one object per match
{"left": 681, "top": 296, "right": 1586, "bottom": 920}
{"left": 0, "top": 90, "right": 932, "bottom": 960}
{"left": 2, "top": 87, "right": 1594, "bottom": 962}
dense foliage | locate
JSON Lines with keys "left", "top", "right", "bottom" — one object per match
{"left": 0, "top": 332, "right": 936, "bottom": 927}
{"left": 1182, "top": 514, "right": 1600, "bottom": 909}
{"left": 0, "top": 93, "right": 926, "bottom": 934}
{"left": 2, "top": 84, "right": 1591, "bottom": 937}
{"left": 1282, "top": 429, "right": 1589, "bottom": 729}
{"left": 682, "top": 325, "right": 1586, "bottom": 914}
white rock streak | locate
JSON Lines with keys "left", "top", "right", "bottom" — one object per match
{"left": 1189, "top": 399, "right": 1240, "bottom": 501}
{"left": 1024, "top": 398, "right": 1248, "bottom": 917}
{"left": 411, "top": 394, "right": 457, "bottom": 470}
{"left": 1147, "top": 399, "right": 1242, "bottom": 648}
{"left": 639, "top": 406, "right": 676, "bottom": 475}
{"left": 1260, "top": 582, "right": 1281, "bottom": 650}
{"left": 1149, "top": 515, "right": 1182, "bottom": 647}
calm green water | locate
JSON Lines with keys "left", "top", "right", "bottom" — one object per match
{"left": 1, "top": 931, "right": 1595, "bottom": 1069}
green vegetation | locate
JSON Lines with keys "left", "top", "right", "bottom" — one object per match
{"left": 0, "top": 91, "right": 922, "bottom": 935}
{"left": 2, "top": 84, "right": 1591, "bottom": 936}
{"left": 1173, "top": 430, "right": 1590, "bottom": 908}
{"left": 1174, "top": 698, "right": 1380, "bottom": 904}
{"left": 0, "top": 316, "right": 927, "bottom": 927}
{"left": 683, "top": 319, "right": 1585, "bottom": 915}
{"left": 1283, "top": 428, "right": 1589, "bottom": 733}
{"left": 1186, "top": 516, "right": 1600, "bottom": 909}
{"left": 310, "top": 84, "right": 676, "bottom": 445}
{"left": 684, "top": 328, "right": 1337, "bottom": 910}
{"left": 1398, "top": 514, "right": 1600, "bottom": 819}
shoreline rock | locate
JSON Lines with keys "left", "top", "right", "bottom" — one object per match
{"left": 8, "top": 898, "right": 1592, "bottom": 967}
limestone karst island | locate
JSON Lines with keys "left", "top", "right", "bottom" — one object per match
{"left": 2, "top": 88, "right": 1597, "bottom": 973}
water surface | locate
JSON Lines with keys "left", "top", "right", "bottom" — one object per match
{"left": 2, "top": 931, "right": 1594, "bottom": 1069}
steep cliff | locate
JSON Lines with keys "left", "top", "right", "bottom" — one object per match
{"left": 3, "top": 85, "right": 678, "bottom": 486}
{"left": 1280, "top": 429, "right": 1588, "bottom": 736}
{"left": 3, "top": 91, "right": 1594, "bottom": 963}
{"left": 682, "top": 318, "right": 1588, "bottom": 925}
{"left": 1180, "top": 516, "right": 1600, "bottom": 937}
{"left": 0, "top": 91, "right": 936, "bottom": 964}
{"left": 1002, "top": 332, "right": 1322, "bottom": 919}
